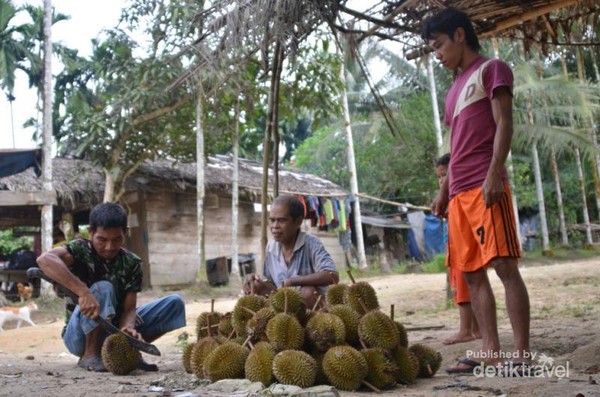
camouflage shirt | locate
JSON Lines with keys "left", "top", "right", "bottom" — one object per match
{"left": 63, "top": 239, "right": 143, "bottom": 325}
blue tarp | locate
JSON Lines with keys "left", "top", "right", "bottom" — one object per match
{"left": 0, "top": 149, "right": 41, "bottom": 178}
{"left": 424, "top": 214, "right": 446, "bottom": 256}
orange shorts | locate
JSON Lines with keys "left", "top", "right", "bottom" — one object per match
{"left": 449, "top": 264, "right": 471, "bottom": 305}
{"left": 447, "top": 185, "right": 521, "bottom": 273}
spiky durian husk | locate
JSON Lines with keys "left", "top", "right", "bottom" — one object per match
{"left": 361, "top": 348, "right": 400, "bottom": 390}
{"left": 195, "top": 311, "right": 222, "bottom": 339}
{"left": 326, "top": 284, "right": 348, "bottom": 306}
{"left": 203, "top": 341, "right": 249, "bottom": 382}
{"left": 232, "top": 294, "right": 268, "bottom": 338}
{"left": 408, "top": 343, "right": 442, "bottom": 378}
{"left": 190, "top": 336, "right": 220, "bottom": 379}
{"left": 272, "top": 350, "right": 317, "bottom": 388}
{"left": 305, "top": 312, "right": 346, "bottom": 352}
{"left": 218, "top": 312, "right": 234, "bottom": 338}
{"left": 358, "top": 310, "right": 400, "bottom": 350}
{"left": 246, "top": 307, "right": 274, "bottom": 343}
{"left": 182, "top": 342, "right": 196, "bottom": 373}
{"left": 343, "top": 281, "right": 379, "bottom": 315}
{"left": 265, "top": 312, "right": 304, "bottom": 352}
{"left": 391, "top": 346, "right": 419, "bottom": 384}
{"left": 244, "top": 342, "right": 275, "bottom": 386}
{"left": 328, "top": 304, "right": 361, "bottom": 346}
{"left": 322, "top": 345, "right": 368, "bottom": 391}
{"left": 394, "top": 321, "right": 409, "bottom": 348}
{"left": 101, "top": 333, "right": 141, "bottom": 375}
{"left": 269, "top": 287, "right": 306, "bottom": 322}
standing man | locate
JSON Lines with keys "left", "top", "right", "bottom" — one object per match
{"left": 422, "top": 8, "right": 530, "bottom": 374}
{"left": 243, "top": 195, "right": 339, "bottom": 309}
{"left": 37, "top": 203, "right": 186, "bottom": 372}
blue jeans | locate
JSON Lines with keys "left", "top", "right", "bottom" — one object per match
{"left": 63, "top": 280, "right": 186, "bottom": 357}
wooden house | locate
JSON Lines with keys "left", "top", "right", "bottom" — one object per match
{"left": 0, "top": 156, "right": 349, "bottom": 288}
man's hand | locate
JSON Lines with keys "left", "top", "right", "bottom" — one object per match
{"left": 121, "top": 326, "right": 143, "bottom": 341}
{"left": 482, "top": 172, "right": 504, "bottom": 208}
{"left": 78, "top": 290, "right": 100, "bottom": 319}
{"left": 243, "top": 273, "right": 275, "bottom": 297}
{"left": 432, "top": 192, "right": 449, "bottom": 218}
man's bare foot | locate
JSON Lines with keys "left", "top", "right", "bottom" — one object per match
{"left": 442, "top": 332, "right": 476, "bottom": 345}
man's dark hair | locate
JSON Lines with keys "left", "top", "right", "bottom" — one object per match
{"left": 273, "top": 195, "right": 305, "bottom": 221}
{"left": 436, "top": 153, "right": 451, "bottom": 167}
{"left": 89, "top": 202, "right": 128, "bottom": 232}
{"left": 421, "top": 8, "right": 481, "bottom": 52}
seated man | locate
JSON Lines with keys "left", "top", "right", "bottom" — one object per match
{"left": 243, "top": 195, "right": 339, "bottom": 309}
{"left": 36, "top": 203, "right": 186, "bottom": 372}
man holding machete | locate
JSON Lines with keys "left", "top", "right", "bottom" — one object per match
{"left": 37, "top": 203, "right": 186, "bottom": 372}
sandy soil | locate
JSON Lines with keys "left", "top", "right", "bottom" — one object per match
{"left": 1, "top": 258, "right": 600, "bottom": 397}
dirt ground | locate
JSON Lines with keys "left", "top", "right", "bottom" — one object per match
{"left": 1, "top": 257, "right": 600, "bottom": 397}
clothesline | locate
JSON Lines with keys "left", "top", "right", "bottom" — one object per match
{"left": 356, "top": 192, "right": 430, "bottom": 211}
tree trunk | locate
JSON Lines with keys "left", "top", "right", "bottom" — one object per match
{"left": 561, "top": 52, "right": 593, "bottom": 244}
{"left": 230, "top": 96, "right": 241, "bottom": 281}
{"left": 272, "top": 43, "right": 283, "bottom": 197}
{"left": 525, "top": 78, "right": 551, "bottom": 252}
{"left": 531, "top": 141, "right": 551, "bottom": 252}
{"left": 550, "top": 146, "right": 569, "bottom": 246}
{"left": 425, "top": 53, "right": 443, "bottom": 155}
{"left": 260, "top": 40, "right": 283, "bottom": 267}
{"left": 196, "top": 86, "right": 206, "bottom": 283}
{"left": 574, "top": 147, "right": 593, "bottom": 245}
{"left": 103, "top": 169, "right": 115, "bottom": 203}
{"left": 340, "top": 60, "right": 368, "bottom": 270}
{"left": 41, "top": 0, "right": 53, "bottom": 295}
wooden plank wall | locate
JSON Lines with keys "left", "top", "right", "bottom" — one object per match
{"left": 144, "top": 189, "right": 346, "bottom": 287}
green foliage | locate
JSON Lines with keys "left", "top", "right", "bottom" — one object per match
{"left": 0, "top": 230, "right": 33, "bottom": 256}
{"left": 422, "top": 254, "right": 446, "bottom": 273}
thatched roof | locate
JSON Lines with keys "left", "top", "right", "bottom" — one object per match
{"left": 0, "top": 156, "right": 347, "bottom": 228}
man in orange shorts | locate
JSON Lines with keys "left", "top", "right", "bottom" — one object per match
{"left": 436, "top": 154, "right": 480, "bottom": 345}
{"left": 423, "top": 8, "right": 530, "bottom": 375}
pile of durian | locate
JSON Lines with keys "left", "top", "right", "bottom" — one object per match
{"left": 182, "top": 275, "right": 442, "bottom": 392}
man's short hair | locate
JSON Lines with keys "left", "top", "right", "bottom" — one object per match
{"left": 436, "top": 153, "right": 451, "bottom": 167}
{"left": 421, "top": 7, "right": 481, "bottom": 52}
{"left": 89, "top": 202, "right": 128, "bottom": 232}
{"left": 272, "top": 195, "right": 305, "bottom": 221}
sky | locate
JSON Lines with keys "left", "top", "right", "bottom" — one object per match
{"left": 0, "top": 0, "right": 123, "bottom": 149}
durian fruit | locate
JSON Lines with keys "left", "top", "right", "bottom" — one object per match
{"left": 391, "top": 346, "right": 419, "bottom": 384}
{"left": 272, "top": 350, "right": 317, "bottom": 388}
{"left": 358, "top": 310, "right": 400, "bottom": 350}
{"left": 182, "top": 342, "right": 196, "bottom": 373}
{"left": 196, "top": 311, "right": 222, "bottom": 339}
{"left": 218, "top": 312, "right": 234, "bottom": 339}
{"left": 266, "top": 312, "right": 304, "bottom": 352}
{"left": 244, "top": 342, "right": 275, "bottom": 386}
{"left": 344, "top": 281, "right": 379, "bottom": 315}
{"left": 322, "top": 345, "right": 368, "bottom": 391}
{"left": 408, "top": 343, "right": 442, "bottom": 378}
{"left": 305, "top": 312, "right": 346, "bottom": 352}
{"left": 328, "top": 304, "right": 361, "bottom": 346}
{"left": 395, "top": 321, "right": 409, "bottom": 348}
{"left": 190, "top": 336, "right": 221, "bottom": 379}
{"left": 203, "top": 341, "right": 249, "bottom": 382}
{"left": 270, "top": 287, "right": 306, "bottom": 321}
{"left": 101, "top": 333, "right": 141, "bottom": 375}
{"left": 246, "top": 307, "right": 274, "bottom": 343}
{"left": 326, "top": 283, "right": 348, "bottom": 306}
{"left": 232, "top": 295, "right": 268, "bottom": 338}
{"left": 361, "top": 348, "right": 400, "bottom": 390}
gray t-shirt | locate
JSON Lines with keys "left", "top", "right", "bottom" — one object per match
{"left": 263, "top": 231, "right": 337, "bottom": 295}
